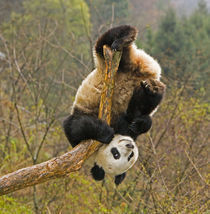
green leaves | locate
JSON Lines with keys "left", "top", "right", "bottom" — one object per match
{"left": 143, "top": 4, "right": 210, "bottom": 97}
{"left": 0, "top": 196, "right": 33, "bottom": 214}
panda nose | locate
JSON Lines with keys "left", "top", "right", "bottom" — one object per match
{"left": 126, "top": 144, "right": 134, "bottom": 149}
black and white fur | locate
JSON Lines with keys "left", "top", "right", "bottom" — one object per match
{"left": 63, "top": 25, "right": 166, "bottom": 184}
{"left": 91, "top": 135, "right": 138, "bottom": 185}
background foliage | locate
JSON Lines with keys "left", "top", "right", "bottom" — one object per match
{"left": 0, "top": 0, "right": 209, "bottom": 213}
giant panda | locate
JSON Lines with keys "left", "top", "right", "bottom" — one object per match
{"left": 63, "top": 25, "right": 166, "bottom": 184}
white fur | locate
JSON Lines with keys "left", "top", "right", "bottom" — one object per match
{"left": 95, "top": 135, "right": 139, "bottom": 175}
{"left": 131, "top": 44, "right": 161, "bottom": 80}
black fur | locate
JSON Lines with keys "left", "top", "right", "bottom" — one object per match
{"left": 95, "top": 25, "right": 137, "bottom": 57}
{"left": 128, "top": 151, "right": 134, "bottom": 162}
{"left": 91, "top": 163, "right": 105, "bottom": 181}
{"left": 115, "top": 173, "right": 126, "bottom": 185}
{"left": 113, "top": 113, "right": 152, "bottom": 140}
{"left": 95, "top": 25, "right": 137, "bottom": 72}
{"left": 111, "top": 147, "right": 121, "bottom": 159}
{"left": 113, "top": 79, "right": 165, "bottom": 140}
{"left": 63, "top": 114, "right": 114, "bottom": 147}
{"left": 128, "top": 116, "right": 152, "bottom": 140}
{"left": 127, "top": 79, "right": 165, "bottom": 117}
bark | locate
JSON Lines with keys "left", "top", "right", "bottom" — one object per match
{"left": 0, "top": 46, "right": 122, "bottom": 196}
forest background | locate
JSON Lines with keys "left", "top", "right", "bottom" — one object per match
{"left": 0, "top": 0, "right": 209, "bottom": 213}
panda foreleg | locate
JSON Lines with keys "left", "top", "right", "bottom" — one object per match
{"left": 63, "top": 114, "right": 114, "bottom": 147}
{"left": 127, "top": 79, "right": 166, "bottom": 116}
{"left": 115, "top": 172, "right": 126, "bottom": 185}
{"left": 121, "top": 79, "right": 166, "bottom": 140}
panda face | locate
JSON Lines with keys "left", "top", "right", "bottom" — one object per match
{"left": 95, "top": 135, "right": 139, "bottom": 176}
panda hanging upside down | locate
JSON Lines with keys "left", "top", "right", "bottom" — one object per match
{"left": 63, "top": 25, "right": 166, "bottom": 185}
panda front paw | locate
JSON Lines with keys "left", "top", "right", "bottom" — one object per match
{"left": 91, "top": 163, "right": 105, "bottom": 181}
{"left": 115, "top": 173, "right": 126, "bottom": 185}
{"left": 141, "top": 79, "right": 166, "bottom": 97}
{"left": 129, "top": 115, "right": 152, "bottom": 139}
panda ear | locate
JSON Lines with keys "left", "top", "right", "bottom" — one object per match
{"left": 115, "top": 172, "right": 126, "bottom": 185}
{"left": 91, "top": 163, "right": 105, "bottom": 181}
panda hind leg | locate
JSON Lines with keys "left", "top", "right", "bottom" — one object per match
{"left": 95, "top": 25, "right": 137, "bottom": 58}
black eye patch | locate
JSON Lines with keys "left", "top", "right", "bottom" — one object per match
{"left": 128, "top": 151, "right": 134, "bottom": 161}
{"left": 111, "top": 147, "right": 121, "bottom": 159}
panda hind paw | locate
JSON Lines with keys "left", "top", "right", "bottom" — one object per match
{"left": 141, "top": 80, "right": 165, "bottom": 96}
{"left": 111, "top": 39, "right": 124, "bottom": 52}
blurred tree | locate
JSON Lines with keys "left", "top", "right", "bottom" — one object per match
{"left": 0, "top": 0, "right": 24, "bottom": 24}
{"left": 143, "top": 3, "right": 210, "bottom": 98}
{"left": 85, "top": 0, "right": 129, "bottom": 38}
{"left": 0, "top": 0, "right": 91, "bottom": 212}
{"left": 129, "top": 0, "right": 170, "bottom": 34}
{"left": 0, "top": 0, "right": 91, "bottom": 120}
{"left": 105, "top": 0, "right": 128, "bottom": 19}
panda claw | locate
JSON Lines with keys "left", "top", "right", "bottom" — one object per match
{"left": 141, "top": 81, "right": 151, "bottom": 93}
{"left": 141, "top": 81, "right": 148, "bottom": 88}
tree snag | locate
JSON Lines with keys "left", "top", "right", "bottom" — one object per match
{"left": 0, "top": 46, "right": 122, "bottom": 196}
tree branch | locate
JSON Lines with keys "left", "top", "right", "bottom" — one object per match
{"left": 0, "top": 46, "right": 122, "bottom": 196}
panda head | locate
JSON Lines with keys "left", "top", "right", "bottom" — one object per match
{"left": 91, "top": 135, "right": 138, "bottom": 185}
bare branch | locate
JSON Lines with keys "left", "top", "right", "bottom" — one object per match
{"left": 14, "top": 102, "right": 34, "bottom": 160}
{"left": 0, "top": 46, "right": 122, "bottom": 196}
{"left": 184, "top": 150, "right": 208, "bottom": 186}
